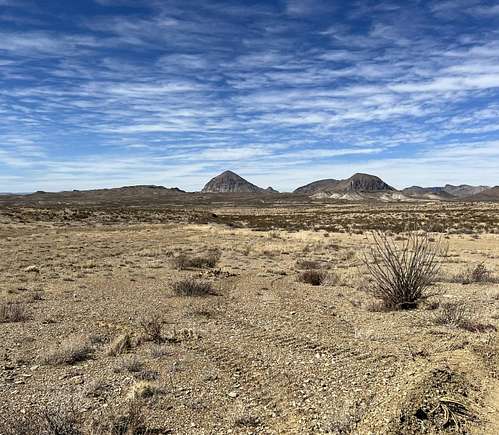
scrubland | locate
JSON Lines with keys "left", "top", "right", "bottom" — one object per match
{"left": 0, "top": 202, "right": 498, "bottom": 434}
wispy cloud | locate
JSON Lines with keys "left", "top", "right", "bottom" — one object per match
{"left": 0, "top": 0, "right": 498, "bottom": 191}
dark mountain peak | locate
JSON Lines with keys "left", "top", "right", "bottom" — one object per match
{"left": 201, "top": 170, "right": 264, "bottom": 193}
{"left": 340, "top": 173, "right": 394, "bottom": 192}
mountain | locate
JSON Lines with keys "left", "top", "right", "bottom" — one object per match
{"left": 402, "top": 184, "right": 491, "bottom": 200}
{"left": 265, "top": 186, "right": 279, "bottom": 193}
{"left": 442, "top": 184, "right": 490, "bottom": 198}
{"left": 402, "top": 186, "right": 455, "bottom": 200}
{"left": 293, "top": 179, "right": 340, "bottom": 195}
{"left": 201, "top": 170, "right": 266, "bottom": 193}
{"left": 296, "top": 173, "right": 404, "bottom": 201}
{"left": 332, "top": 173, "right": 394, "bottom": 193}
{"left": 466, "top": 186, "right": 499, "bottom": 201}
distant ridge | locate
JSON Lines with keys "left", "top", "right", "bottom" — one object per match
{"left": 466, "top": 186, "right": 499, "bottom": 201}
{"left": 201, "top": 170, "right": 268, "bottom": 193}
{"left": 401, "top": 186, "right": 455, "bottom": 200}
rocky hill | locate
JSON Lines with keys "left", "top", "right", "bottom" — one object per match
{"left": 201, "top": 170, "right": 268, "bottom": 193}
{"left": 296, "top": 173, "right": 402, "bottom": 200}
{"left": 401, "top": 186, "right": 455, "bottom": 200}
{"left": 466, "top": 186, "right": 499, "bottom": 201}
{"left": 293, "top": 179, "right": 340, "bottom": 195}
{"left": 443, "top": 184, "right": 490, "bottom": 198}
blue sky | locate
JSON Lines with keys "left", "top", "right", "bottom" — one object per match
{"left": 1, "top": 0, "right": 499, "bottom": 192}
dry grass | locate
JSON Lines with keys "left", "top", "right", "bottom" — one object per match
{"left": 0, "top": 302, "right": 27, "bottom": 323}
{"left": 434, "top": 302, "right": 497, "bottom": 333}
{"left": 172, "top": 250, "right": 221, "bottom": 270}
{"left": 0, "top": 404, "right": 81, "bottom": 434}
{"left": 172, "top": 278, "right": 215, "bottom": 296}
{"left": 452, "top": 263, "right": 498, "bottom": 284}
{"left": 41, "top": 337, "right": 93, "bottom": 365}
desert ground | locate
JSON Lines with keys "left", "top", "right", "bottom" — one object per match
{"left": 0, "top": 201, "right": 498, "bottom": 434}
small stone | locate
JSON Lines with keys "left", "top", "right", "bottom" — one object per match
{"left": 228, "top": 391, "right": 238, "bottom": 398}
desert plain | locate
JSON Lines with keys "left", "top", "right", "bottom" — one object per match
{"left": 0, "top": 199, "right": 498, "bottom": 434}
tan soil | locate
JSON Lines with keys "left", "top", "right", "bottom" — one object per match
{"left": 0, "top": 205, "right": 498, "bottom": 434}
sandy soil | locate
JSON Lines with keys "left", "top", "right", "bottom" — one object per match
{"left": 0, "top": 205, "right": 498, "bottom": 434}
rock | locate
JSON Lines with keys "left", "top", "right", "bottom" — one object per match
{"left": 228, "top": 391, "right": 238, "bottom": 398}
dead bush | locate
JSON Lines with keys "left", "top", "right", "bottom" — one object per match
{"left": 0, "top": 302, "right": 27, "bottom": 323}
{"left": 298, "top": 270, "right": 329, "bottom": 286}
{"left": 42, "top": 337, "right": 92, "bottom": 365}
{"left": 172, "top": 250, "right": 221, "bottom": 270}
{"left": 362, "top": 231, "right": 446, "bottom": 310}
{"left": 172, "top": 278, "right": 214, "bottom": 296}
{"left": 139, "top": 315, "right": 162, "bottom": 343}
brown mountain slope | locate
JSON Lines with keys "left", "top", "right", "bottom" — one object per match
{"left": 293, "top": 179, "right": 340, "bottom": 195}
{"left": 466, "top": 186, "right": 499, "bottom": 201}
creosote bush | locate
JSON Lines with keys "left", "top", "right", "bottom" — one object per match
{"left": 172, "top": 250, "right": 221, "bottom": 270}
{"left": 172, "top": 278, "right": 214, "bottom": 296}
{"left": 362, "top": 231, "right": 446, "bottom": 310}
{"left": 298, "top": 270, "right": 329, "bottom": 286}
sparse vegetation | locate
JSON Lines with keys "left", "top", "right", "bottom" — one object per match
{"left": 452, "top": 262, "right": 497, "bottom": 284}
{"left": 89, "top": 402, "right": 149, "bottom": 435}
{"left": 0, "top": 403, "right": 81, "bottom": 435}
{"left": 42, "top": 337, "right": 93, "bottom": 365}
{"left": 172, "top": 250, "right": 221, "bottom": 269}
{"left": 0, "top": 302, "right": 27, "bottom": 323}
{"left": 107, "top": 333, "right": 133, "bottom": 356}
{"left": 139, "top": 315, "right": 163, "bottom": 343}
{"left": 172, "top": 278, "right": 214, "bottom": 296}
{"left": 434, "top": 302, "right": 497, "bottom": 333}
{"left": 127, "top": 381, "right": 161, "bottom": 400}
{"left": 298, "top": 269, "right": 329, "bottom": 286}
{"left": 362, "top": 231, "right": 446, "bottom": 310}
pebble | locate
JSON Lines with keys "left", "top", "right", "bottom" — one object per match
{"left": 228, "top": 391, "right": 238, "bottom": 398}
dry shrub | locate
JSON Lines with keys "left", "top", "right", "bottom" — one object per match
{"left": 362, "top": 231, "right": 446, "bottom": 310}
{"left": 0, "top": 403, "right": 81, "bottom": 434}
{"left": 172, "top": 250, "right": 221, "bottom": 270}
{"left": 0, "top": 302, "right": 27, "bottom": 323}
{"left": 116, "top": 356, "right": 144, "bottom": 374}
{"left": 434, "top": 302, "right": 497, "bottom": 333}
{"left": 172, "top": 278, "right": 214, "bottom": 296}
{"left": 107, "top": 333, "right": 133, "bottom": 356}
{"left": 42, "top": 337, "right": 93, "bottom": 365}
{"left": 89, "top": 402, "right": 149, "bottom": 435}
{"left": 295, "top": 260, "right": 321, "bottom": 270}
{"left": 127, "top": 381, "right": 161, "bottom": 400}
{"left": 453, "top": 263, "right": 497, "bottom": 284}
{"left": 298, "top": 270, "right": 329, "bottom": 286}
{"left": 139, "top": 315, "right": 162, "bottom": 343}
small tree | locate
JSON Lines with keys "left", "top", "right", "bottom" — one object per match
{"left": 362, "top": 231, "right": 446, "bottom": 310}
